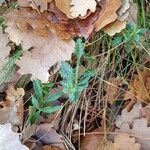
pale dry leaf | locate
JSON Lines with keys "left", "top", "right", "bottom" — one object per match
{"left": 94, "top": 0, "right": 121, "bottom": 31}
{"left": 0, "top": 28, "right": 11, "bottom": 64}
{"left": 141, "top": 104, "right": 150, "bottom": 126}
{"left": 103, "top": 20, "right": 126, "bottom": 36}
{"left": 70, "top": 0, "right": 98, "bottom": 18}
{"left": 130, "top": 118, "right": 150, "bottom": 150}
{"left": 127, "top": 1, "right": 138, "bottom": 23}
{"left": 18, "top": 0, "right": 52, "bottom": 12}
{"left": 54, "top": 0, "right": 72, "bottom": 18}
{"left": 36, "top": 124, "right": 65, "bottom": 150}
{"left": 117, "top": 0, "right": 130, "bottom": 19}
{"left": 5, "top": 20, "right": 74, "bottom": 82}
{"left": 115, "top": 103, "right": 142, "bottom": 128}
{"left": 106, "top": 134, "right": 141, "bottom": 150}
{"left": 0, "top": 85, "right": 24, "bottom": 127}
{"left": 30, "top": 0, "right": 49, "bottom": 12}
{"left": 120, "top": 118, "right": 150, "bottom": 150}
{"left": 105, "top": 78, "right": 121, "bottom": 103}
{"left": 0, "top": 123, "right": 29, "bottom": 150}
{"left": 16, "top": 33, "right": 74, "bottom": 82}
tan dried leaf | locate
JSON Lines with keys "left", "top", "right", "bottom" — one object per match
{"left": 5, "top": 16, "right": 74, "bottom": 82}
{"left": 103, "top": 20, "right": 126, "bottom": 36}
{"left": 18, "top": 0, "right": 52, "bottom": 12}
{"left": 16, "top": 33, "right": 74, "bottom": 82}
{"left": 105, "top": 78, "right": 121, "bottom": 103}
{"left": 125, "top": 69, "right": 150, "bottom": 102}
{"left": 107, "top": 134, "right": 141, "bottom": 150}
{"left": 54, "top": 0, "right": 72, "bottom": 18}
{"left": 80, "top": 128, "right": 105, "bottom": 150}
{"left": 0, "top": 85, "right": 24, "bottom": 127}
{"left": 0, "top": 123, "right": 29, "bottom": 150}
{"left": 70, "top": 0, "right": 98, "bottom": 18}
{"left": 94, "top": 0, "right": 121, "bottom": 31}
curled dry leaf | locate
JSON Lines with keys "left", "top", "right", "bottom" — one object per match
{"left": 104, "top": 77, "right": 121, "bottom": 103}
{"left": 125, "top": 69, "right": 150, "bottom": 102}
{"left": 94, "top": 0, "right": 121, "bottom": 31}
{"left": 103, "top": 20, "right": 126, "bottom": 36}
{"left": 16, "top": 0, "right": 124, "bottom": 39}
{"left": 0, "top": 123, "right": 29, "bottom": 150}
{"left": 0, "top": 85, "right": 24, "bottom": 127}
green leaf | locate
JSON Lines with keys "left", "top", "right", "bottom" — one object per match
{"left": 28, "top": 110, "right": 40, "bottom": 125}
{"left": 42, "top": 82, "right": 54, "bottom": 95}
{"left": 75, "top": 38, "right": 84, "bottom": 60}
{"left": 41, "top": 106, "right": 62, "bottom": 113}
{"left": 31, "top": 95, "right": 39, "bottom": 108}
{"left": 33, "top": 80, "right": 43, "bottom": 99}
{"left": 60, "top": 62, "right": 74, "bottom": 81}
{"left": 45, "top": 91, "right": 62, "bottom": 102}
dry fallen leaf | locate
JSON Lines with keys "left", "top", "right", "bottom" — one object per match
{"left": 115, "top": 103, "right": 142, "bottom": 128}
{"left": 105, "top": 78, "right": 121, "bottom": 103}
{"left": 94, "top": 0, "right": 121, "bottom": 31}
{"left": 36, "top": 124, "right": 65, "bottom": 150}
{"left": 0, "top": 123, "right": 29, "bottom": 150}
{"left": 103, "top": 20, "right": 126, "bottom": 36}
{"left": 141, "top": 104, "right": 150, "bottom": 126}
{"left": 125, "top": 69, "right": 150, "bottom": 102}
{"left": 119, "top": 118, "right": 150, "bottom": 150}
{"left": 0, "top": 85, "right": 24, "bottom": 128}
{"left": 0, "top": 28, "right": 11, "bottom": 64}
{"left": 70, "top": 0, "right": 98, "bottom": 18}
{"left": 107, "top": 134, "right": 141, "bottom": 150}
{"left": 5, "top": 18, "right": 74, "bottom": 82}
{"left": 42, "top": 145, "right": 61, "bottom": 150}
{"left": 80, "top": 128, "right": 105, "bottom": 150}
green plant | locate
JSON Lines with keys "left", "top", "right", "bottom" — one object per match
{"left": 60, "top": 38, "right": 95, "bottom": 102}
{"left": 112, "top": 23, "right": 147, "bottom": 53}
{"left": 27, "top": 80, "right": 62, "bottom": 125}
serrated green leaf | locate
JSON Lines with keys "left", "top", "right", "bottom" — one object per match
{"left": 41, "top": 106, "right": 61, "bottom": 113}
{"left": 60, "top": 62, "right": 74, "bottom": 81}
{"left": 45, "top": 91, "right": 62, "bottom": 102}
{"left": 33, "top": 80, "right": 43, "bottom": 99}
{"left": 75, "top": 38, "right": 84, "bottom": 60}
{"left": 28, "top": 110, "right": 40, "bottom": 125}
{"left": 31, "top": 95, "right": 39, "bottom": 108}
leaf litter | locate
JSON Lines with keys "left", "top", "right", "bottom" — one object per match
{"left": 0, "top": 0, "right": 149, "bottom": 150}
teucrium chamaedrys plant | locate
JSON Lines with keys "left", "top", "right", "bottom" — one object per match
{"left": 60, "top": 38, "right": 95, "bottom": 102}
